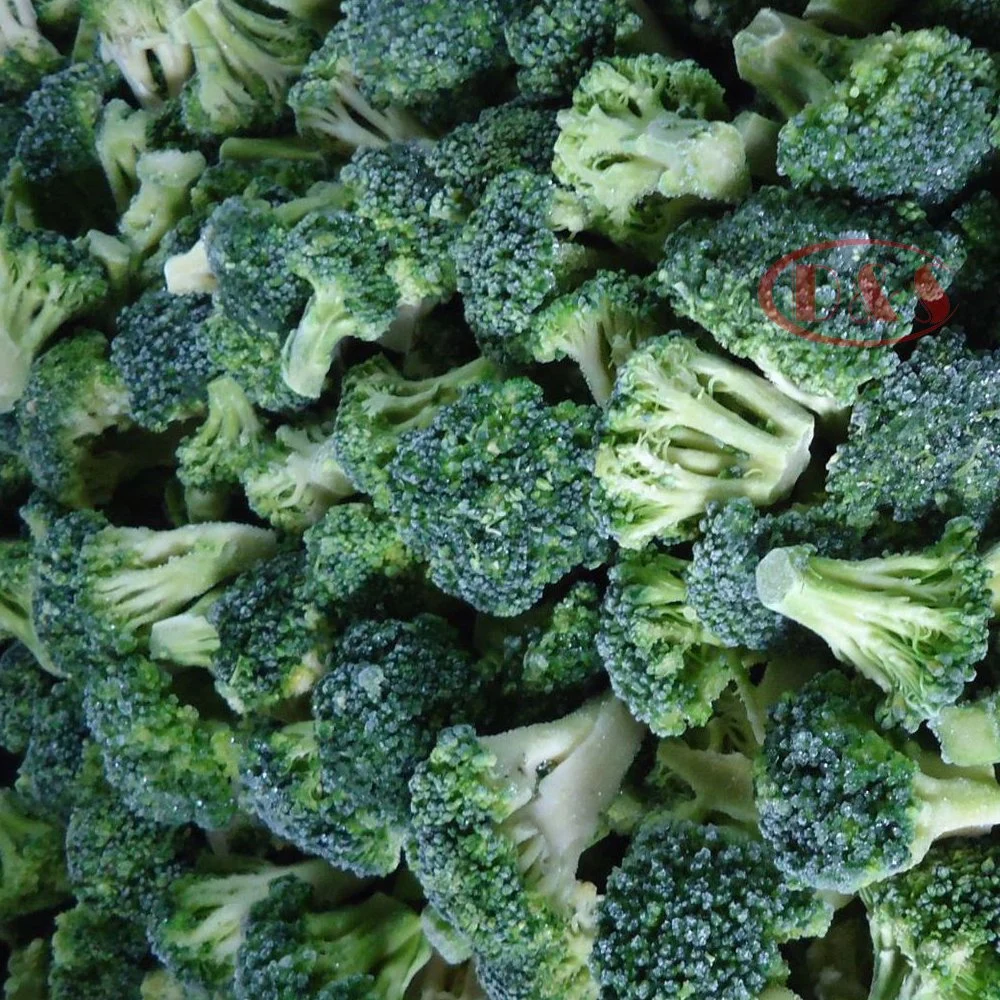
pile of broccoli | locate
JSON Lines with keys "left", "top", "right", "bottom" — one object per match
{"left": 4, "top": 0, "right": 1000, "bottom": 997}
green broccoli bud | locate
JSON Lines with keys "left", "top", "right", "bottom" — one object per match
{"left": 0, "top": 788, "right": 70, "bottom": 918}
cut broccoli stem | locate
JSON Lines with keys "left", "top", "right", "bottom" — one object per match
{"left": 149, "top": 589, "right": 223, "bottom": 668}
{"left": 912, "top": 770, "right": 1000, "bottom": 848}
{"left": 164, "top": 239, "right": 217, "bottom": 295}
{"left": 733, "top": 110, "right": 780, "bottom": 182}
{"left": 657, "top": 741, "right": 758, "bottom": 827}
{"left": 931, "top": 695, "right": 1000, "bottom": 767}
{"left": 734, "top": 9, "right": 839, "bottom": 119}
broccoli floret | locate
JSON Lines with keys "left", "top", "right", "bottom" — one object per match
{"left": 175, "top": 375, "right": 263, "bottom": 520}
{"left": 687, "top": 498, "right": 862, "bottom": 652}
{"left": 859, "top": 838, "right": 1000, "bottom": 1000}
{"left": 735, "top": 12, "right": 1000, "bottom": 204}
{"left": 17, "top": 331, "right": 171, "bottom": 508}
{"left": 65, "top": 745, "right": 193, "bottom": 922}
{"left": 208, "top": 549, "right": 330, "bottom": 715}
{"left": 312, "top": 616, "right": 488, "bottom": 836}
{"left": 0, "top": 787, "right": 70, "bottom": 918}
{"left": 755, "top": 670, "right": 1000, "bottom": 893}
{"left": 453, "top": 168, "right": 599, "bottom": 365}
{"left": 331, "top": 354, "right": 497, "bottom": 511}
{"left": 553, "top": 54, "right": 750, "bottom": 257}
{"left": 594, "top": 817, "right": 834, "bottom": 1000}
{"left": 0, "top": 224, "right": 109, "bottom": 413}
{"left": 4, "top": 938, "right": 50, "bottom": 1000}
{"left": 527, "top": 271, "right": 665, "bottom": 405}
{"left": 80, "top": 0, "right": 193, "bottom": 107}
{"left": 288, "top": 24, "right": 429, "bottom": 154}
{"left": 0, "top": 642, "right": 50, "bottom": 753}
{"left": 825, "top": 329, "right": 1000, "bottom": 529}
{"left": 332, "top": 0, "right": 521, "bottom": 129}
{"left": 118, "top": 148, "right": 207, "bottom": 260}
{"left": 598, "top": 547, "right": 744, "bottom": 736}
{"left": 234, "top": 877, "right": 431, "bottom": 999}
{"left": 149, "top": 588, "right": 222, "bottom": 668}
{"left": 171, "top": 0, "right": 315, "bottom": 137}
{"left": 413, "top": 956, "right": 485, "bottom": 1000}
{"left": 0, "top": 539, "right": 55, "bottom": 672}
{"left": 279, "top": 209, "right": 404, "bottom": 400}
{"left": 239, "top": 716, "right": 405, "bottom": 876}
{"left": 408, "top": 693, "right": 644, "bottom": 1000}
{"left": 426, "top": 101, "right": 559, "bottom": 218}
{"left": 48, "top": 904, "right": 149, "bottom": 1000}
{"left": 14, "top": 679, "right": 87, "bottom": 819}
{"left": 84, "top": 651, "right": 240, "bottom": 828}
{"left": 595, "top": 334, "right": 815, "bottom": 548}
{"left": 14, "top": 61, "right": 119, "bottom": 233}
{"left": 150, "top": 856, "right": 343, "bottom": 992}
{"left": 658, "top": 186, "right": 963, "bottom": 413}
{"left": 756, "top": 517, "right": 991, "bottom": 730}
{"left": 389, "top": 377, "right": 608, "bottom": 616}
{"left": 302, "top": 502, "right": 417, "bottom": 611}
{"left": 94, "top": 98, "right": 152, "bottom": 213}
{"left": 0, "top": 0, "right": 62, "bottom": 101}
{"left": 111, "top": 290, "right": 219, "bottom": 432}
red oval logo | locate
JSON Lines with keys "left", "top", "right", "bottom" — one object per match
{"left": 758, "top": 238, "right": 956, "bottom": 348}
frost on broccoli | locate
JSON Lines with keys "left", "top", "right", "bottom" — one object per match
{"left": 595, "top": 334, "right": 814, "bottom": 548}
{"left": 756, "top": 670, "right": 1000, "bottom": 893}
{"left": 388, "top": 377, "right": 608, "bottom": 617}
{"left": 735, "top": 11, "right": 1000, "bottom": 204}
{"left": 553, "top": 54, "right": 750, "bottom": 256}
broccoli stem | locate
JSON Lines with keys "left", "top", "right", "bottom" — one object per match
{"left": 733, "top": 111, "right": 780, "bottom": 182}
{"left": 913, "top": 770, "right": 1000, "bottom": 849}
{"left": 734, "top": 10, "right": 839, "bottom": 119}
{"left": 164, "top": 240, "right": 218, "bottom": 295}
{"left": 657, "top": 741, "right": 758, "bottom": 827}
{"left": 281, "top": 301, "right": 366, "bottom": 399}
{"left": 931, "top": 697, "right": 1000, "bottom": 767}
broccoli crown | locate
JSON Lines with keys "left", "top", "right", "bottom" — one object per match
{"left": 860, "top": 838, "right": 1000, "bottom": 998}
{"left": 756, "top": 517, "right": 992, "bottom": 729}
{"left": 388, "top": 377, "right": 608, "bottom": 616}
{"left": 0, "top": 224, "right": 110, "bottom": 415}
{"left": 0, "top": 786, "right": 70, "bottom": 918}
{"left": 756, "top": 670, "right": 1000, "bottom": 893}
{"left": 331, "top": 354, "right": 498, "bottom": 511}
{"left": 84, "top": 652, "right": 240, "bottom": 828}
{"left": 65, "top": 747, "right": 193, "bottom": 922}
{"left": 239, "top": 718, "right": 405, "bottom": 876}
{"left": 754, "top": 15, "right": 1000, "bottom": 204}
{"left": 595, "top": 333, "right": 815, "bottom": 547}
{"left": 0, "top": 642, "right": 50, "bottom": 754}
{"left": 453, "top": 168, "right": 596, "bottom": 365}
{"left": 408, "top": 695, "right": 644, "bottom": 1000}
{"left": 598, "top": 547, "right": 738, "bottom": 736}
{"left": 172, "top": 0, "right": 316, "bottom": 137}
{"left": 528, "top": 270, "right": 666, "bottom": 405}
{"left": 826, "top": 329, "right": 1000, "bottom": 529}
{"left": 150, "top": 857, "right": 339, "bottom": 992}
{"left": 504, "top": 0, "right": 657, "bottom": 102}
{"left": 280, "top": 208, "right": 400, "bottom": 400}
{"left": 14, "top": 678, "right": 87, "bottom": 820}
{"left": 658, "top": 186, "right": 964, "bottom": 411}
{"left": 16, "top": 330, "right": 152, "bottom": 509}
{"left": 209, "top": 549, "right": 329, "bottom": 715}
{"left": 48, "top": 903, "right": 149, "bottom": 1000}
{"left": 234, "top": 877, "right": 431, "bottom": 999}
{"left": 553, "top": 54, "right": 748, "bottom": 244}
{"left": 335, "top": 0, "right": 520, "bottom": 127}
{"left": 426, "top": 101, "right": 560, "bottom": 212}
{"left": 595, "top": 817, "right": 832, "bottom": 1000}
{"left": 312, "top": 615, "right": 485, "bottom": 829}
{"left": 111, "top": 290, "right": 219, "bottom": 433}
{"left": 687, "top": 498, "right": 861, "bottom": 652}
{"left": 302, "top": 502, "right": 417, "bottom": 612}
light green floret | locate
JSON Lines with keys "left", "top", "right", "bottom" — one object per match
{"left": 149, "top": 588, "right": 223, "bottom": 668}
{"left": 527, "top": 271, "right": 665, "bottom": 405}
{"left": 408, "top": 694, "right": 644, "bottom": 1000}
{"left": 553, "top": 54, "right": 750, "bottom": 257}
{"left": 595, "top": 334, "right": 815, "bottom": 548}
{"left": 0, "top": 0, "right": 62, "bottom": 101}
{"left": 94, "top": 99, "right": 153, "bottom": 213}
{"left": 0, "top": 224, "right": 109, "bottom": 414}
{"left": 756, "top": 518, "right": 992, "bottom": 730}
{"left": 0, "top": 788, "right": 70, "bottom": 918}
{"left": 81, "top": 0, "right": 193, "bottom": 107}
{"left": 171, "top": 0, "right": 315, "bottom": 136}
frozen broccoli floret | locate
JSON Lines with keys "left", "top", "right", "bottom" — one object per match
{"left": 0, "top": 642, "right": 50, "bottom": 753}
{"left": 0, "top": 787, "right": 70, "bottom": 918}
{"left": 595, "top": 334, "right": 814, "bottom": 547}
{"left": 0, "top": 0, "right": 62, "bottom": 101}
{"left": 389, "top": 377, "right": 608, "bottom": 616}
{"left": 94, "top": 98, "right": 152, "bottom": 212}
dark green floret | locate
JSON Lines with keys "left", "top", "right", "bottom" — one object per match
{"left": 594, "top": 817, "right": 834, "bottom": 1000}
{"left": 755, "top": 670, "right": 1000, "bottom": 893}
{"left": 0, "top": 642, "right": 50, "bottom": 753}
{"left": 389, "top": 377, "right": 607, "bottom": 616}
{"left": 0, "top": 538, "right": 54, "bottom": 673}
